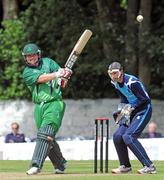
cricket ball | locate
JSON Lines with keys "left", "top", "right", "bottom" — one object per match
{"left": 136, "top": 15, "right": 143, "bottom": 22}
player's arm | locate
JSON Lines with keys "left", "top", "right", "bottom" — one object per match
{"left": 37, "top": 73, "right": 59, "bottom": 83}
{"left": 131, "top": 81, "right": 151, "bottom": 108}
{"left": 37, "top": 68, "right": 72, "bottom": 84}
{"left": 36, "top": 58, "right": 72, "bottom": 85}
{"left": 112, "top": 85, "right": 129, "bottom": 123}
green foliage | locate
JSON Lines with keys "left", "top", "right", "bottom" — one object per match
{"left": 0, "top": 19, "right": 28, "bottom": 99}
{"left": 20, "top": 0, "right": 124, "bottom": 99}
{"left": 148, "top": 35, "right": 164, "bottom": 99}
{"left": 120, "top": 0, "right": 128, "bottom": 9}
{"left": 0, "top": 0, "right": 163, "bottom": 99}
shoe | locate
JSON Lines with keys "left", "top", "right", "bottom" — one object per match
{"left": 112, "top": 165, "right": 132, "bottom": 174}
{"left": 55, "top": 168, "right": 65, "bottom": 174}
{"left": 26, "top": 167, "right": 40, "bottom": 175}
{"left": 55, "top": 159, "right": 67, "bottom": 174}
{"left": 137, "top": 164, "right": 157, "bottom": 174}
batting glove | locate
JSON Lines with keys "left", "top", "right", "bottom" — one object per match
{"left": 57, "top": 78, "right": 68, "bottom": 88}
{"left": 55, "top": 68, "right": 72, "bottom": 79}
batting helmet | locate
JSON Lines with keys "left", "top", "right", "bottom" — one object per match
{"left": 22, "top": 43, "right": 41, "bottom": 67}
{"left": 22, "top": 43, "right": 41, "bottom": 56}
{"left": 108, "top": 62, "right": 122, "bottom": 73}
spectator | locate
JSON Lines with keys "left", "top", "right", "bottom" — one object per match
{"left": 5, "top": 122, "right": 26, "bottom": 143}
{"left": 140, "top": 122, "right": 163, "bottom": 138}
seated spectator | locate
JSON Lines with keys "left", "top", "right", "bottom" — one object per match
{"left": 140, "top": 122, "right": 163, "bottom": 138}
{"left": 5, "top": 122, "right": 26, "bottom": 143}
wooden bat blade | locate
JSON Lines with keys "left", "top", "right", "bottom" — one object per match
{"left": 65, "top": 29, "right": 92, "bottom": 69}
{"left": 73, "top": 29, "right": 92, "bottom": 55}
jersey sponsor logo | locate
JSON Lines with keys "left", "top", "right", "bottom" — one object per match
{"left": 137, "top": 116, "right": 140, "bottom": 119}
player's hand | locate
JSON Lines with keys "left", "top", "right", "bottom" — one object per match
{"left": 120, "top": 104, "right": 134, "bottom": 116}
{"left": 113, "top": 110, "right": 131, "bottom": 126}
{"left": 113, "top": 104, "right": 134, "bottom": 125}
{"left": 113, "top": 110, "right": 121, "bottom": 122}
{"left": 57, "top": 78, "right": 68, "bottom": 88}
{"left": 55, "top": 68, "right": 72, "bottom": 79}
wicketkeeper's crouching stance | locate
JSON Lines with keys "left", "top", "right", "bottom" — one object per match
{"left": 22, "top": 43, "right": 72, "bottom": 175}
{"left": 108, "top": 62, "right": 157, "bottom": 174}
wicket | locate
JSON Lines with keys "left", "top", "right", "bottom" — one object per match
{"left": 94, "top": 117, "right": 110, "bottom": 173}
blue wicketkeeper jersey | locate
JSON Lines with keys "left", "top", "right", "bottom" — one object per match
{"left": 111, "top": 73, "right": 151, "bottom": 109}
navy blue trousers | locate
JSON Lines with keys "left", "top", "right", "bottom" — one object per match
{"left": 113, "top": 104, "right": 152, "bottom": 167}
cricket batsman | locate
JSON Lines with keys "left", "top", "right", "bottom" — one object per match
{"left": 22, "top": 43, "right": 72, "bottom": 175}
{"left": 108, "top": 62, "right": 156, "bottom": 174}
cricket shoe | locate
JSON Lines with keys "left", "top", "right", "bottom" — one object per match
{"left": 55, "top": 159, "right": 67, "bottom": 174}
{"left": 55, "top": 168, "right": 65, "bottom": 174}
{"left": 137, "top": 164, "right": 157, "bottom": 174}
{"left": 26, "top": 167, "right": 40, "bottom": 175}
{"left": 112, "top": 165, "right": 132, "bottom": 174}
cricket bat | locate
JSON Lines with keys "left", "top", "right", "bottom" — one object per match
{"left": 65, "top": 29, "right": 92, "bottom": 69}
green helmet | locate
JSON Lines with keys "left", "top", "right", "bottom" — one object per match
{"left": 22, "top": 43, "right": 41, "bottom": 67}
{"left": 22, "top": 43, "right": 41, "bottom": 56}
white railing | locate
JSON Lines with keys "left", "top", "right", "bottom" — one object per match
{"left": 0, "top": 138, "right": 164, "bottom": 160}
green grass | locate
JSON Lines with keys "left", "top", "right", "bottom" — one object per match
{"left": 0, "top": 160, "right": 164, "bottom": 180}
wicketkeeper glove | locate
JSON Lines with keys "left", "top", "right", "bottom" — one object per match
{"left": 113, "top": 110, "right": 121, "bottom": 122}
{"left": 113, "top": 104, "right": 134, "bottom": 126}
{"left": 120, "top": 104, "right": 134, "bottom": 116}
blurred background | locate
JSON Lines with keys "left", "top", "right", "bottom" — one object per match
{"left": 0, "top": 0, "right": 164, "bottom": 140}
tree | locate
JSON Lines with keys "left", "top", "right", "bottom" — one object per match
{"left": 95, "top": 0, "right": 125, "bottom": 62}
{"left": 2, "top": 0, "right": 18, "bottom": 20}
{"left": 0, "top": 19, "right": 26, "bottom": 99}
{"left": 125, "top": 0, "right": 138, "bottom": 75}
{"left": 95, "top": 0, "right": 112, "bottom": 60}
{"left": 0, "top": 0, "right": 163, "bottom": 99}
{"left": 138, "top": 0, "right": 152, "bottom": 87}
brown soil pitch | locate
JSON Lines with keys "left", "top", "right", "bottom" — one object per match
{"left": 0, "top": 172, "right": 107, "bottom": 180}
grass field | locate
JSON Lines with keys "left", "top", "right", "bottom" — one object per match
{"left": 0, "top": 160, "right": 164, "bottom": 180}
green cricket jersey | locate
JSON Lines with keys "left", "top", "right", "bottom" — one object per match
{"left": 23, "top": 57, "right": 65, "bottom": 130}
{"left": 23, "top": 57, "right": 62, "bottom": 103}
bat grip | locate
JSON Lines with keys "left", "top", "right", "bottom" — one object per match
{"left": 65, "top": 54, "right": 78, "bottom": 69}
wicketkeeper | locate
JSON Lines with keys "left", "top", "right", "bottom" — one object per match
{"left": 108, "top": 62, "right": 156, "bottom": 174}
{"left": 22, "top": 43, "right": 72, "bottom": 175}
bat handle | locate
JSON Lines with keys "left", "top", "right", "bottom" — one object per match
{"left": 57, "top": 78, "right": 68, "bottom": 88}
{"left": 65, "top": 53, "right": 78, "bottom": 69}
